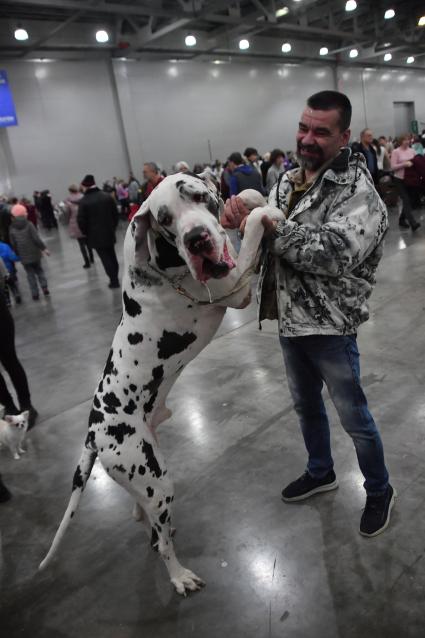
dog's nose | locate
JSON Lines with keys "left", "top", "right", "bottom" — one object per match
{"left": 183, "top": 226, "right": 213, "bottom": 255}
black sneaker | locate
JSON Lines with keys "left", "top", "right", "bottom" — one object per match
{"left": 0, "top": 475, "right": 12, "bottom": 503}
{"left": 282, "top": 470, "right": 338, "bottom": 502}
{"left": 360, "top": 484, "right": 396, "bottom": 537}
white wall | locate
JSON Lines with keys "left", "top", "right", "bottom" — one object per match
{"left": 1, "top": 58, "right": 425, "bottom": 202}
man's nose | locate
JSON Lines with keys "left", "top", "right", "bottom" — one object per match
{"left": 300, "top": 130, "right": 316, "bottom": 145}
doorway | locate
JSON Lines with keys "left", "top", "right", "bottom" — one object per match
{"left": 393, "top": 101, "right": 415, "bottom": 137}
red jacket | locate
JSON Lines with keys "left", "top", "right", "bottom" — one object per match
{"left": 404, "top": 155, "right": 425, "bottom": 189}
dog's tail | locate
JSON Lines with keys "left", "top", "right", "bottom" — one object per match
{"left": 39, "top": 444, "right": 97, "bottom": 571}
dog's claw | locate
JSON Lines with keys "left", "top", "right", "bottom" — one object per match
{"left": 171, "top": 569, "right": 205, "bottom": 595}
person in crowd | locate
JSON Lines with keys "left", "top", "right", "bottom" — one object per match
{"left": 412, "top": 135, "right": 424, "bottom": 156}
{"left": 142, "top": 162, "right": 164, "bottom": 202}
{"left": 220, "top": 161, "right": 231, "bottom": 200}
{"left": 351, "top": 129, "right": 379, "bottom": 183}
{"left": 260, "top": 151, "right": 271, "bottom": 188}
{"left": 0, "top": 197, "right": 12, "bottom": 244}
{"left": 192, "top": 163, "right": 204, "bottom": 174}
{"left": 266, "top": 148, "right": 286, "bottom": 194}
{"left": 116, "top": 179, "right": 130, "bottom": 219}
{"left": 227, "top": 151, "right": 264, "bottom": 196}
{"left": 0, "top": 239, "right": 21, "bottom": 304}
{"left": 77, "top": 174, "right": 120, "bottom": 289}
{"left": 127, "top": 174, "right": 140, "bottom": 204}
{"left": 9, "top": 204, "right": 50, "bottom": 300}
{"left": 38, "top": 190, "right": 57, "bottom": 229}
{"left": 390, "top": 134, "right": 421, "bottom": 231}
{"left": 0, "top": 277, "right": 38, "bottom": 428}
{"left": 222, "top": 90, "right": 394, "bottom": 537}
{"left": 244, "top": 147, "right": 262, "bottom": 174}
{"left": 174, "top": 161, "right": 190, "bottom": 174}
{"left": 64, "top": 184, "right": 94, "bottom": 268}
{"left": 284, "top": 151, "right": 297, "bottom": 171}
{"left": 19, "top": 196, "right": 38, "bottom": 227}
{"left": 373, "top": 138, "right": 391, "bottom": 175}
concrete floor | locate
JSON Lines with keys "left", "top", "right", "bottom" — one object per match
{"left": 0, "top": 207, "right": 425, "bottom": 638}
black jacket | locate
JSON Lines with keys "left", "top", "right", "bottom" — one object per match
{"left": 351, "top": 142, "right": 378, "bottom": 182}
{"left": 77, "top": 187, "right": 119, "bottom": 249}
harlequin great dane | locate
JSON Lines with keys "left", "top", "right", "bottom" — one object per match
{"left": 39, "top": 172, "right": 284, "bottom": 595}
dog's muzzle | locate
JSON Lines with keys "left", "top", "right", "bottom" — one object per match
{"left": 183, "top": 226, "right": 235, "bottom": 281}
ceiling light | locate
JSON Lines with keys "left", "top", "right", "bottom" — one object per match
{"left": 349, "top": 48, "right": 358, "bottom": 58}
{"left": 345, "top": 1, "right": 357, "bottom": 12}
{"left": 407, "top": 56, "right": 415, "bottom": 64}
{"left": 275, "top": 6, "right": 289, "bottom": 17}
{"left": 185, "top": 34, "right": 196, "bottom": 46}
{"left": 418, "top": 16, "right": 425, "bottom": 26}
{"left": 319, "top": 47, "right": 329, "bottom": 55}
{"left": 281, "top": 42, "right": 292, "bottom": 53}
{"left": 239, "top": 39, "right": 250, "bottom": 50}
{"left": 14, "top": 28, "right": 29, "bottom": 41}
{"left": 384, "top": 9, "right": 395, "bottom": 19}
{"left": 384, "top": 52, "right": 392, "bottom": 61}
{"left": 95, "top": 30, "right": 109, "bottom": 43}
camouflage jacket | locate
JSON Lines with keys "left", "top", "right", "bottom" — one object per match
{"left": 258, "top": 148, "right": 388, "bottom": 336}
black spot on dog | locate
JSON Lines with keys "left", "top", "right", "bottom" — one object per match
{"left": 89, "top": 408, "right": 104, "bottom": 426}
{"left": 107, "top": 422, "right": 136, "bottom": 444}
{"left": 85, "top": 430, "right": 96, "bottom": 449}
{"left": 159, "top": 509, "right": 168, "bottom": 525}
{"left": 128, "top": 332, "right": 144, "bottom": 345}
{"left": 138, "top": 464, "right": 146, "bottom": 475}
{"left": 150, "top": 527, "right": 159, "bottom": 551}
{"left": 166, "top": 496, "right": 172, "bottom": 504}
{"left": 123, "top": 290, "right": 142, "bottom": 317}
{"left": 123, "top": 388, "right": 129, "bottom": 396}
{"left": 147, "top": 486, "right": 154, "bottom": 498}
{"left": 157, "top": 330, "right": 197, "bottom": 359}
{"left": 93, "top": 396, "right": 101, "bottom": 409}
{"left": 72, "top": 465, "right": 84, "bottom": 491}
{"left": 142, "top": 440, "right": 162, "bottom": 478}
{"left": 124, "top": 399, "right": 137, "bottom": 415}
{"left": 119, "top": 349, "right": 122, "bottom": 358}
{"left": 129, "top": 383, "right": 137, "bottom": 392}
{"left": 128, "top": 464, "right": 136, "bottom": 481}
{"left": 157, "top": 205, "right": 172, "bottom": 226}
{"left": 70, "top": 511, "right": 75, "bottom": 519}
{"left": 98, "top": 379, "right": 103, "bottom": 393}
{"left": 103, "top": 392, "right": 122, "bottom": 414}
{"left": 104, "top": 349, "right": 114, "bottom": 375}
{"left": 143, "top": 365, "right": 164, "bottom": 395}
{"left": 113, "top": 464, "right": 126, "bottom": 473}
{"left": 144, "top": 392, "right": 157, "bottom": 414}
{"left": 134, "top": 360, "right": 139, "bottom": 366}
{"left": 155, "top": 235, "right": 186, "bottom": 270}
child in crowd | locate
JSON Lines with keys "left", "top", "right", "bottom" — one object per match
{"left": 0, "top": 239, "right": 21, "bottom": 304}
{"left": 8, "top": 204, "right": 51, "bottom": 301}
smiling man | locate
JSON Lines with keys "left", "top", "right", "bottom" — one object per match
{"left": 222, "top": 90, "right": 395, "bottom": 537}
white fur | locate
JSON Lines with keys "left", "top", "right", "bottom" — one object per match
{"left": 0, "top": 411, "right": 29, "bottom": 459}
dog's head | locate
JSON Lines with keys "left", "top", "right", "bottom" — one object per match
{"left": 4, "top": 411, "right": 29, "bottom": 432}
{"left": 131, "top": 173, "right": 236, "bottom": 282}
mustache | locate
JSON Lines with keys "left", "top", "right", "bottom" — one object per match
{"left": 297, "top": 141, "right": 324, "bottom": 155}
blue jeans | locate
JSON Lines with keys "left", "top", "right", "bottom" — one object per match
{"left": 280, "top": 335, "right": 389, "bottom": 496}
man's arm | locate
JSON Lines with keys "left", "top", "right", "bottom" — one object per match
{"left": 270, "top": 177, "right": 388, "bottom": 277}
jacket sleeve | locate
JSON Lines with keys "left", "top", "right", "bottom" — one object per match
{"left": 29, "top": 222, "right": 46, "bottom": 250}
{"left": 77, "top": 200, "right": 88, "bottom": 236}
{"left": 6, "top": 244, "right": 20, "bottom": 262}
{"left": 270, "top": 175, "right": 388, "bottom": 277}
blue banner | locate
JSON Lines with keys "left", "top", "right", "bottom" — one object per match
{"left": 0, "top": 70, "right": 18, "bottom": 128}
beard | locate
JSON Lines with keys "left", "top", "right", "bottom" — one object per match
{"left": 296, "top": 140, "right": 326, "bottom": 171}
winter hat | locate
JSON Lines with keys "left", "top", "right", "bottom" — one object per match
{"left": 11, "top": 204, "right": 28, "bottom": 217}
{"left": 81, "top": 174, "right": 96, "bottom": 187}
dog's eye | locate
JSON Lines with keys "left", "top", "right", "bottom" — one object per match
{"left": 193, "top": 192, "right": 208, "bottom": 204}
{"left": 157, "top": 206, "right": 173, "bottom": 226}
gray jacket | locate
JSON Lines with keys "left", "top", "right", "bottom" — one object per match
{"left": 9, "top": 217, "right": 46, "bottom": 265}
{"left": 259, "top": 148, "right": 388, "bottom": 336}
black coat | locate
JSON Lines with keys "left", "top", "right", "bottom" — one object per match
{"left": 351, "top": 142, "right": 378, "bottom": 183}
{"left": 77, "top": 187, "right": 119, "bottom": 249}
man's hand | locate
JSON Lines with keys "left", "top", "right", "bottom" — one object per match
{"left": 261, "top": 216, "right": 278, "bottom": 236}
{"left": 220, "top": 195, "right": 250, "bottom": 229}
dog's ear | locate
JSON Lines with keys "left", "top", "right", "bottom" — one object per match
{"left": 4, "top": 415, "right": 14, "bottom": 424}
{"left": 197, "top": 172, "right": 222, "bottom": 220}
{"left": 130, "top": 199, "right": 152, "bottom": 262}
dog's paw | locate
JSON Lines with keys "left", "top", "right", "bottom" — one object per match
{"left": 171, "top": 568, "right": 205, "bottom": 596}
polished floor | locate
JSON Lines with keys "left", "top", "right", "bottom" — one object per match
{"left": 0, "top": 207, "right": 425, "bottom": 638}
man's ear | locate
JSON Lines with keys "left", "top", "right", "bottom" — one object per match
{"left": 131, "top": 200, "right": 152, "bottom": 263}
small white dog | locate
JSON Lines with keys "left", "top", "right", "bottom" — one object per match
{"left": 0, "top": 410, "right": 29, "bottom": 459}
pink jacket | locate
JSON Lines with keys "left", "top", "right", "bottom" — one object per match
{"left": 65, "top": 193, "right": 84, "bottom": 239}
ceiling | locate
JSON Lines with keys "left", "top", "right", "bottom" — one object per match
{"left": 0, "top": 0, "right": 425, "bottom": 69}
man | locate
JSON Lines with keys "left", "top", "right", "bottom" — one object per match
{"left": 222, "top": 91, "right": 394, "bottom": 537}
{"left": 244, "top": 147, "right": 262, "bottom": 174}
{"left": 266, "top": 148, "right": 286, "bottom": 194}
{"left": 352, "top": 128, "right": 379, "bottom": 183}
{"left": 77, "top": 174, "right": 120, "bottom": 289}
{"left": 227, "top": 152, "right": 264, "bottom": 196}
{"left": 142, "top": 162, "right": 164, "bottom": 201}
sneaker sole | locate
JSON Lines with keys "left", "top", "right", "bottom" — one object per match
{"left": 359, "top": 489, "right": 397, "bottom": 538}
{"left": 282, "top": 479, "right": 339, "bottom": 503}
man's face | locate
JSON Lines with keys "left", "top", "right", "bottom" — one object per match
{"left": 228, "top": 160, "right": 236, "bottom": 172}
{"left": 247, "top": 153, "right": 257, "bottom": 162}
{"left": 361, "top": 129, "right": 374, "bottom": 146}
{"left": 143, "top": 164, "right": 156, "bottom": 181}
{"left": 296, "top": 107, "right": 350, "bottom": 172}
